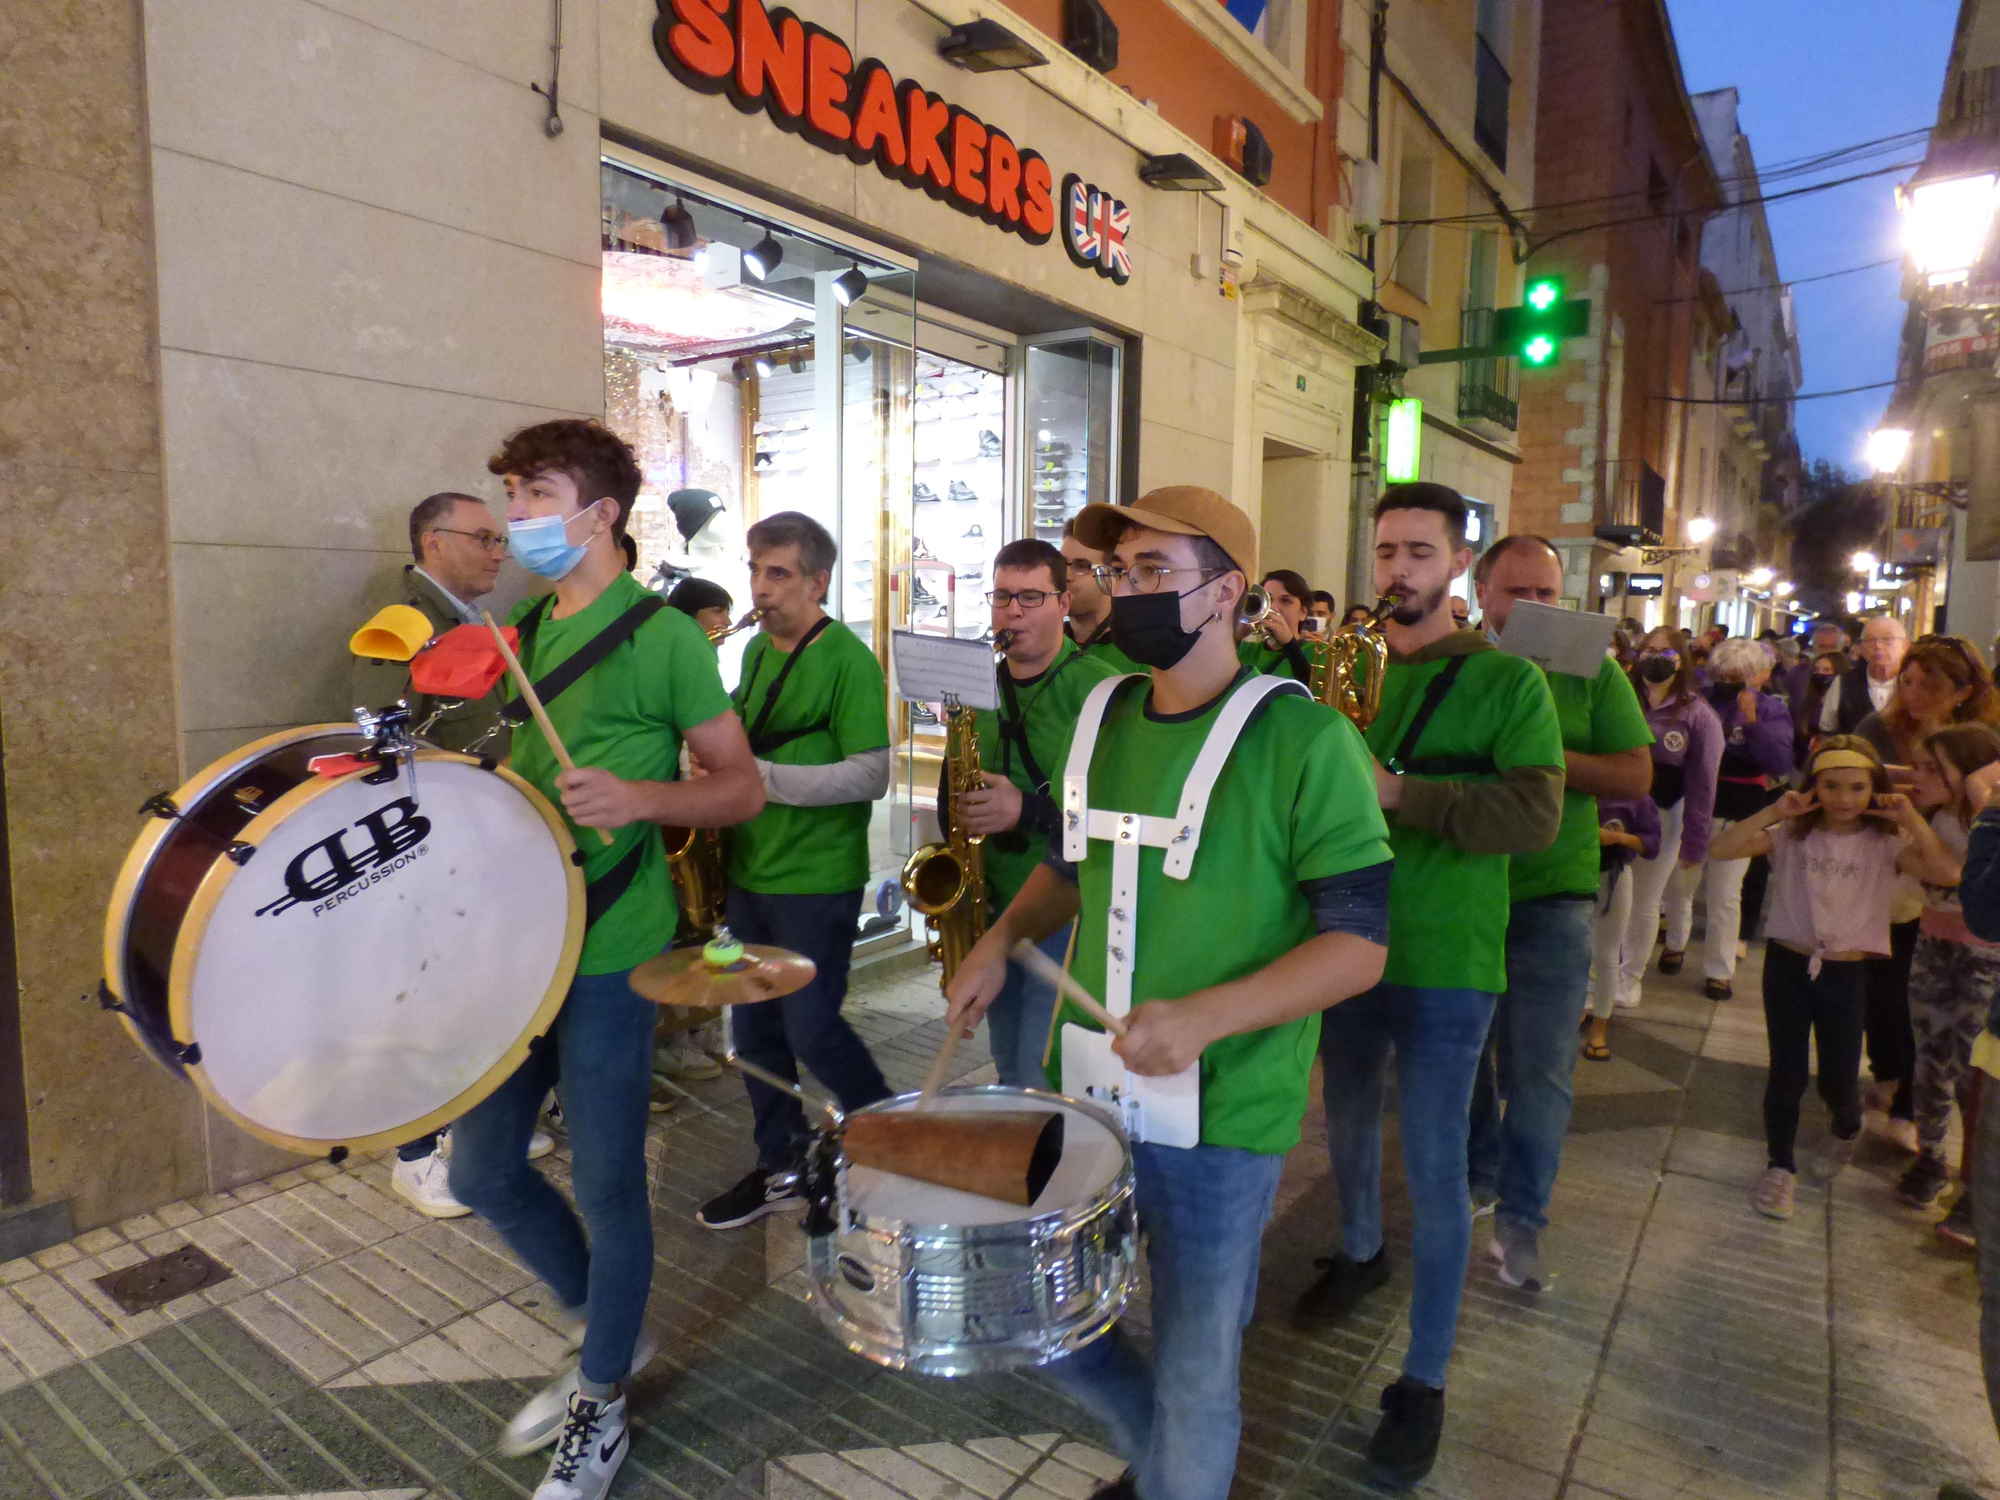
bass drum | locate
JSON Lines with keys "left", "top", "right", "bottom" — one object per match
{"left": 102, "top": 726, "right": 583, "bottom": 1153}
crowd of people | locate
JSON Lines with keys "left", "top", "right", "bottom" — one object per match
{"left": 351, "top": 419, "right": 2000, "bottom": 1500}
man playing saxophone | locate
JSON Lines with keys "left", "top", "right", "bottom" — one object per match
{"left": 944, "top": 539, "right": 1119, "bottom": 1086}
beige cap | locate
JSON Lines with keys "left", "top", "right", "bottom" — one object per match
{"left": 1072, "top": 487, "right": 1257, "bottom": 577}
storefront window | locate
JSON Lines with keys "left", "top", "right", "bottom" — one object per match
{"left": 1022, "top": 333, "right": 1122, "bottom": 543}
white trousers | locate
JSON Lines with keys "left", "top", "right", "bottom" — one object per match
{"left": 1617, "top": 799, "right": 1683, "bottom": 1008}
{"left": 1590, "top": 864, "right": 1635, "bottom": 1020}
{"left": 1662, "top": 819, "right": 1750, "bottom": 983}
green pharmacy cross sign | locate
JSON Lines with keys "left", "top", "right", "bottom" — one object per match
{"left": 1418, "top": 278, "right": 1592, "bottom": 369}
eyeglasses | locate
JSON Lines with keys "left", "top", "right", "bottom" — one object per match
{"left": 1090, "top": 563, "right": 1220, "bottom": 595}
{"left": 985, "top": 588, "right": 1056, "bottom": 609}
{"left": 1639, "top": 648, "right": 1679, "bottom": 660}
{"left": 428, "top": 527, "right": 509, "bottom": 554}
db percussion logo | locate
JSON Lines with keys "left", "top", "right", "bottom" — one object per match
{"left": 255, "top": 797, "right": 431, "bottom": 918}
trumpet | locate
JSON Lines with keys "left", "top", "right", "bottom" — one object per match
{"left": 1237, "top": 586, "right": 1284, "bottom": 647}
{"left": 707, "top": 607, "right": 764, "bottom": 643}
{"left": 1306, "top": 590, "right": 1404, "bottom": 729}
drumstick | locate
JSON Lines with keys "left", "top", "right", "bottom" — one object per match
{"left": 482, "top": 611, "right": 613, "bottom": 849}
{"left": 917, "top": 1013, "right": 971, "bottom": 1107}
{"left": 1009, "top": 940, "right": 1129, "bottom": 1037}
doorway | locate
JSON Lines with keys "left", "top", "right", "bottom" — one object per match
{"left": 1260, "top": 438, "right": 1338, "bottom": 601}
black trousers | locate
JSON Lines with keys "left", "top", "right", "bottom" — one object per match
{"left": 1763, "top": 943, "right": 1866, "bottom": 1173}
{"left": 1863, "top": 919, "right": 1921, "bottom": 1119}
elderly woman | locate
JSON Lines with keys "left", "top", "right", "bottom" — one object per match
{"left": 1660, "top": 637, "right": 1796, "bottom": 1000}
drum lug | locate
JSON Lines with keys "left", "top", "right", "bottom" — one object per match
{"left": 139, "top": 793, "right": 180, "bottom": 821}
{"left": 172, "top": 1041, "right": 202, "bottom": 1067}
{"left": 92, "top": 980, "right": 127, "bottom": 1015}
{"left": 224, "top": 841, "right": 256, "bottom": 866}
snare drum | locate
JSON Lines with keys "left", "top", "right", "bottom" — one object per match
{"left": 102, "top": 726, "right": 583, "bottom": 1153}
{"left": 808, "top": 1086, "right": 1136, "bottom": 1377}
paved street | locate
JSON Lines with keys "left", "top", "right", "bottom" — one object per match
{"left": 0, "top": 946, "right": 1992, "bottom": 1500}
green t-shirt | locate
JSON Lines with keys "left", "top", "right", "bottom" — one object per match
{"left": 971, "top": 640, "right": 1123, "bottom": 912}
{"left": 1072, "top": 622, "right": 1144, "bottom": 676}
{"left": 1237, "top": 638, "right": 1311, "bottom": 683}
{"left": 728, "top": 618, "right": 890, "bottom": 895}
{"left": 1509, "top": 655, "right": 1654, "bottom": 902}
{"left": 1047, "top": 676, "right": 1394, "bottom": 1154}
{"left": 1363, "top": 639, "right": 1563, "bottom": 992}
{"left": 505, "top": 574, "right": 735, "bottom": 975}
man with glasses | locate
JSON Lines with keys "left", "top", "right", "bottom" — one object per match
{"left": 1820, "top": 614, "right": 1908, "bottom": 735}
{"left": 947, "top": 488, "right": 1393, "bottom": 1500}
{"left": 352, "top": 491, "right": 511, "bottom": 753}
{"left": 1060, "top": 518, "right": 1142, "bottom": 673}
{"left": 946, "top": 539, "right": 1118, "bottom": 1086}
{"left": 349, "top": 491, "right": 530, "bottom": 1219}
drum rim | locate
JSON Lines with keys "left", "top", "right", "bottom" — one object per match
{"left": 163, "top": 749, "right": 586, "bottom": 1154}
{"left": 100, "top": 724, "right": 366, "bottom": 1056}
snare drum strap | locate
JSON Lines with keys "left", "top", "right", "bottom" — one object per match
{"left": 582, "top": 839, "right": 647, "bottom": 929}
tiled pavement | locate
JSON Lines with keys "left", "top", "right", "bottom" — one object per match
{"left": 0, "top": 949, "right": 1994, "bottom": 1500}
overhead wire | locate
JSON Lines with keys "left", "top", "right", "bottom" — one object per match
{"left": 1656, "top": 379, "right": 1899, "bottom": 403}
{"left": 1653, "top": 258, "right": 1901, "bottom": 304}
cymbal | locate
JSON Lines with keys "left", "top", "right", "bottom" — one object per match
{"left": 628, "top": 930, "right": 816, "bottom": 1008}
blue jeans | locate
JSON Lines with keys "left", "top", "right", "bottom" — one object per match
{"left": 1044, "top": 1142, "right": 1283, "bottom": 1500}
{"left": 1319, "top": 983, "right": 1496, "bottom": 1388}
{"left": 448, "top": 969, "right": 656, "bottom": 1386}
{"left": 724, "top": 885, "right": 889, "bottom": 1170}
{"left": 987, "top": 923, "right": 1072, "bottom": 1089}
{"left": 1467, "top": 895, "right": 1596, "bottom": 1232}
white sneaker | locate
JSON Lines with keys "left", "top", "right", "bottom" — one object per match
{"left": 655, "top": 1037, "right": 722, "bottom": 1081}
{"left": 532, "top": 1392, "right": 627, "bottom": 1500}
{"left": 528, "top": 1130, "right": 555, "bottom": 1161}
{"left": 499, "top": 1328, "right": 660, "bottom": 1457}
{"left": 392, "top": 1153, "right": 471, "bottom": 1218}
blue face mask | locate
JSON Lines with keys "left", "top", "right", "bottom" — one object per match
{"left": 509, "top": 502, "right": 600, "bottom": 580}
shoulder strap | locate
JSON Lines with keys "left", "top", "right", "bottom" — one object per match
{"left": 741, "top": 615, "right": 836, "bottom": 754}
{"left": 1160, "top": 675, "right": 1308, "bottom": 879}
{"left": 999, "top": 645, "right": 1085, "bottom": 792}
{"left": 582, "top": 839, "right": 648, "bottom": 929}
{"left": 1386, "top": 653, "right": 1473, "bottom": 775}
{"left": 1061, "top": 675, "right": 1144, "bottom": 860}
{"left": 502, "top": 595, "right": 666, "bottom": 726}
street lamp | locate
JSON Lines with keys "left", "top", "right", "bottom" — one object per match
{"left": 1902, "top": 173, "right": 2000, "bottom": 285}
{"left": 1775, "top": 580, "right": 1796, "bottom": 597}
{"left": 1748, "top": 566, "right": 1775, "bottom": 587}
{"left": 1685, "top": 516, "right": 1716, "bottom": 544}
{"left": 1851, "top": 550, "right": 1879, "bottom": 573}
{"left": 1866, "top": 428, "right": 1913, "bottom": 474}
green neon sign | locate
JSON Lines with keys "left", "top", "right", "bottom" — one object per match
{"left": 1383, "top": 398, "right": 1422, "bottom": 483}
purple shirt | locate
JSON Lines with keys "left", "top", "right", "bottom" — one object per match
{"left": 1707, "top": 683, "right": 1797, "bottom": 780}
{"left": 1642, "top": 693, "right": 1723, "bottom": 864}
{"left": 1598, "top": 795, "right": 1662, "bottom": 869}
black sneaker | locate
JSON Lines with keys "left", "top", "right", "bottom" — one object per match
{"left": 1086, "top": 1472, "right": 1134, "bottom": 1500}
{"left": 1366, "top": 1375, "right": 1445, "bottom": 1489}
{"left": 1899, "top": 1154, "right": 1951, "bottom": 1209}
{"left": 1291, "top": 1249, "right": 1389, "bottom": 1330}
{"left": 697, "top": 1169, "right": 802, "bottom": 1230}
{"left": 1938, "top": 1192, "right": 1976, "bottom": 1249}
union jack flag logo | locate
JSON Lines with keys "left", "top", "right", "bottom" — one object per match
{"left": 1061, "top": 174, "right": 1132, "bottom": 285}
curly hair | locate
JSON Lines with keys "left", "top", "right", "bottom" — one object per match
{"left": 486, "top": 420, "right": 641, "bottom": 540}
{"left": 1881, "top": 636, "right": 2000, "bottom": 749}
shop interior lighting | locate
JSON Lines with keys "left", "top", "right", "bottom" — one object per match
{"left": 831, "top": 264, "right": 870, "bottom": 307}
{"left": 1902, "top": 174, "right": 2000, "bottom": 284}
{"left": 1138, "top": 152, "right": 1224, "bottom": 192}
{"left": 1851, "top": 550, "right": 1879, "bottom": 573}
{"left": 660, "top": 196, "right": 698, "bottom": 254}
{"left": 1866, "top": 427, "right": 1913, "bottom": 474}
{"left": 1685, "top": 516, "right": 1716, "bottom": 544}
{"left": 744, "top": 230, "right": 785, "bottom": 280}
{"left": 938, "top": 18, "right": 1048, "bottom": 71}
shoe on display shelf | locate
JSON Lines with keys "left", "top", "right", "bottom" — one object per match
{"left": 977, "top": 430, "right": 1003, "bottom": 458}
{"left": 754, "top": 452, "right": 776, "bottom": 473}
{"left": 947, "top": 480, "right": 979, "bottom": 503}
{"left": 914, "top": 483, "right": 940, "bottom": 504}
{"left": 962, "top": 524, "right": 984, "bottom": 538}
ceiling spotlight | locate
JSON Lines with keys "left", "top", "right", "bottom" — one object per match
{"left": 744, "top": 230, "right": 784, "bottom": 280}
{"left": 660, "top": 195, "right": 698, "bottom": 255}
{"left": 831, "top": 263, "right": 870, "bottom": 307}
{"left": 754, "top": 354, "right": 774, "bottom": 378}
{"left": 938, "top": 18, "right": 1048, "bottom": 71}
{"left": 1138, "top": 152, "right": 1224, "bottom": 192}
{"left": 788, "top": 349, "right": 805, "bottom": 375}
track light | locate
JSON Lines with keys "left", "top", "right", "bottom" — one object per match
{"left": 754, "top": 354, "right": 774, "bottom": 378}
{"left": 788, "top": 349, "right": 805, "bottom": 375}
{"left": 744, "top": 230, "right": 784, "bottom": 280}
{"left": 831, "top": 263, "right": 869, "bottom": 307}
{"left": 1138, "top": 152, "right": 1223, "bottom": 192}
{"left": 660, "top": 196, "right": 697, "bottom": 254}
{"left": 938, "top": 18, "right": 1048, "bottom": 71}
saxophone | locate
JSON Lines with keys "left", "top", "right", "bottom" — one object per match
{"left": 662, "top": 824, "right": 727, "bottom": 941}
{"left": 900, "top": 630, "right": 1016, "bottom": 987}
{"left": 1307, "top": 591, "right": 1404, "bottom": 729}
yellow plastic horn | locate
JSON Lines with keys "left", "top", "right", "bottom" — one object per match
{"left": 348, "top": 604, "right": 434, "bottom": 662}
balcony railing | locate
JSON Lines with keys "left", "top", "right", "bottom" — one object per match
{"left": 1456, "top": 308, "right": 1518, "bottom": 431}
{"left": 1474, "top": 37, "right": 1510, "bottom": 169}
{"left": 1595, "top": 459, "right": 1666, "bottom": 547}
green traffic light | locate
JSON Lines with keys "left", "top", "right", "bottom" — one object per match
{"left": 1524, "top": 334, "right": 1557, "bottom": 365}
{"left": 1526, "top": 279, "right": 1560, "bottom": 311}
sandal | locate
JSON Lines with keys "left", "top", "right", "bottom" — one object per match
{"left": 1657, "top": 949, "right": 1685, "bottom": 976}
{"left": 1704, "top": 978, "right": 1733, "bottom": 1001}
{"left": 1583, "top": 1039, "right": 1612, "bottom": 1062}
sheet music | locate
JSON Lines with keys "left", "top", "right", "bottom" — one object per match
{"left": 890, "top": 630, "right": 999, "bottom": 710}
{"left": 1497, "top": 599, "right": 1617, "bottom": 680}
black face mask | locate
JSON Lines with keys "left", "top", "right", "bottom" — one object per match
{"left": 1638, "top": 656, "right": 1678, "bottom": 683}
{"left": 1110, "top": 588, "right": 1207, "bottom": 670}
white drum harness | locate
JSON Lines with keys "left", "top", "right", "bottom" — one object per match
{"left": 1057, "top": 671, "right": 1308, "bottom": 1146}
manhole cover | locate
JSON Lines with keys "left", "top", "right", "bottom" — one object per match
{"left": 95, "top": 1245, "right": 232, "bottom": 1313}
